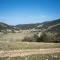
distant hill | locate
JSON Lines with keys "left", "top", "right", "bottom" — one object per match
{"left": 42, "top": 19, "right": 60, "bottom": 33}
{"left": 0, "top": 19, "right": 60, "bottom": 31}
{"left": 16, "top": 19, "right": 60, "bottom": 31}
{"left": 41, "top": 19, "right": 60, "bottom": 29}
{"left": 0, "top": 19, "right": 60, "bottom": 42}
{"left": 16, "top": 23, "right": 41, "bottom": 30}
{"left": 18, "top": 19, "right": 60, "bottom": 43}
{"left": 0, "top": 22, "right": 14, "bottom": 31}
{"left": 36, "top": 19, "right": 60, "bottom": 42}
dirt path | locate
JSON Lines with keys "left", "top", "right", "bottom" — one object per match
{"left": 0, "top": 48, "right": 60, "bottom": 57}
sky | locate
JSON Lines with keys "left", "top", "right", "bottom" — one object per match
{"left": 0, "top": 0, "right": 60, "bottom": 25}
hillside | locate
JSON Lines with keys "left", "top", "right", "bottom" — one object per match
{"left": 0, "top": 22, "right": 16, "bottom": 31}
{"left": 16, "top": 23, "right": 41, "bottom": 30}
{"left": 41, "top": 19, "right": 60, "bottom": 29}
{"left": 0, "top": 19, "right": 60, "bottom": 42}
{"left": 16, "top": 19, "right": 60, "bottom": 43}
{"left": 16, "top": 19, "right": 60, "bottom": 30}
{"left": 37, "top": 19, "right": 60, "bottom": 42}
{"left": 0, "top": 19, "right": 60, "bottom": 31}
{"left": 0, "top": 22, "right": 9, "bottom": 30}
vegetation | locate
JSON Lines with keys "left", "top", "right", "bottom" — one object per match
{"left": 0, "top": 53, "right": 60, "bottom": 60}
{"left": 0, "top": 19, "right": 60, "bottom": 30}
{"left": 0, "top": 42, "right": 60, "bottom": 50}
{"left": 0, "top": 22, "right": 14, "bottom": 30}
{"left": 16, "top": 19, "right": 60, "bottom": 30}
{"left": 37, "top": 32, "right": 60, "bottom": 43}
{"left": 16, "top": 23, "right": 41, "bottom": 30}
{"left": 22, "top": 31, "right": 60, "bottom": 42}
{"left": 0, "top": 19, "right": 60, "bottom": 60}
{"left": 42, "top": 19, "right": 60, "bottom": 29}
{"left": 22, "top": 34, "right": 38, "bottom": 42}
{"left": 0, "top": 19, "right": 60, "bottom": 43}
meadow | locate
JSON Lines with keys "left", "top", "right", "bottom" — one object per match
{"left": 0, "top": 42, "right": 60, "bottom": 50}
{"left": 0, "top": 32, "right": 60, "bottom": 50}
{"left": 0, "top": 32, "right": 60, "bottom": 60}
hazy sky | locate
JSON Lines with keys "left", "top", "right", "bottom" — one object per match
{"left": 0, "top": 0, "right": 60, "bottom": 25}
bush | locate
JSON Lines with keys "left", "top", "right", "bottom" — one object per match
{"left": 22, "top": 32, "right": 60, "bottom": 43}
{"left": 36, "top": 32, "right": 47, "bottom": 42}
{"left": 22, "top": 34, "right": 39, "bottom": 42}
{"left": 42, "top": 32, "right": 60, "bottom": 43}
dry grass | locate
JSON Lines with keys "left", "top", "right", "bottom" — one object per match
{"left": 0, "top": 32, "right": 36, "bottom": 42}
{"left": 0, "top": 53, "right": 60, "bottom": 60}
{"left": 0, "top": 42, "right": 60, "bottom": 50}
{"left": 0, "top": 32, "right": 60, "bottom": 50}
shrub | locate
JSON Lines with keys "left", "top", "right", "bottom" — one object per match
{"left": 22, "top": 34, "right": 39, "bottom": 42}
{"left": 22, "top": 32, "right": 60, "bottom": 43}
{"left": 36, "top": 32, "right": 47, "bottom": 42}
